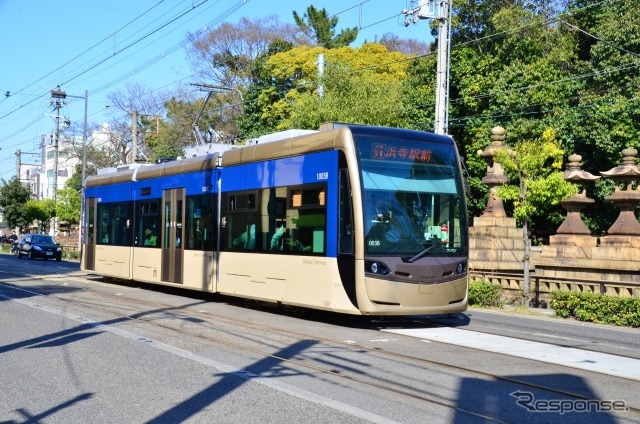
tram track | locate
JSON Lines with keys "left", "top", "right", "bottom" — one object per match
{"left": 2, "top": 270, "right": 640, "bottom": 422}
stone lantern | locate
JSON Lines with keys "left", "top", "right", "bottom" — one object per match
{"left": 600, "top": 148, "right": 640, "bottom": 244}
{"left": 477, "top": 126, "right": 514, "bottom": 217}
{"left": 554, "top": 154, "right": 600, "bottom": 239}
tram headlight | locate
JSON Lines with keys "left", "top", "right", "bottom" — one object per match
{"left": 457, "top": 262, "right": 466, "bottom": 274}
{"left": 365, "top": 260, "right": 390, "bottom": 275}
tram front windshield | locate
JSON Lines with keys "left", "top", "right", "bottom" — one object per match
{"left": 356, "top": 134, "right": 467, "bottom": 257}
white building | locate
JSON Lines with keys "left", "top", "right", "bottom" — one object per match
{"left": 22, "top": 134, "right": 79, "bottom": 201}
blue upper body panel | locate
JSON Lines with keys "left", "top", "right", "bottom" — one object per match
{"left": 85, "top": 169, "right": 220, "bottom": 202}
{"left": 221, "top": 150, "right": 339, "bottom": 191}
{"left": 223, "top": 150, "right": 340, "bottom": 257}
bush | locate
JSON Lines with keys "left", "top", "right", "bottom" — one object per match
{"left": 62, "top": 250, "right": 81, "bottom": 261}
{"left": 550, "top": 291, "right": 640, "bottom": 327}
{"left": 468, "top": 280, "right": 502, "bottom": 307}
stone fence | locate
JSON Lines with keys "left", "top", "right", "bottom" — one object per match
{"left": 471, "top": 127, "right": 640, "bottom": 305}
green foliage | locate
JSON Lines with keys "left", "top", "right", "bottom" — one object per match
{"left": 238, "top": 39, "right": 295, "bottom": 138}
{"left": 56, "top": 186, "right": 81, "bottom": 225}
{"left": 551, "top": 291, "right": 640, "bottom": 327}
{"left": 25, "top": 199, "right": 55, "bottom": 233}
{"left": 258, "top": 43, "right": 408, "bottom": 131}
{"left": 494, "top": 129, "right": 577, "bottom": 237}
{"left": 468, "top": 280, "right": 503, "bottom": 307}
{"left": 146, "top": 97, "right": 194, "bottom": 159}
{"left": 91, "top": 1, "right": 639, "bottom": 240}
{"left": 0, "top": 178, "right": 33, "bottom": 230}
{"left": 61, "top": 249, "right": 81, "bottom": 261}
{"left": 65, "top": 163, "right": 84, "bottom": 193}
{"left": 293, "top": 5, "right": 358, "bottom": 48}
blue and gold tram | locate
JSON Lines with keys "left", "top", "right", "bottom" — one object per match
{"left": 82, "top": 124, "right": 468, "bottom": 315}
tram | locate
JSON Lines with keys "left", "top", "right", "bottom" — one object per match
{"left": 82, "top": 123, "right": 468, "bottom": 315}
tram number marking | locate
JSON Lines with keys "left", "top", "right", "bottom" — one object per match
{"left": 316, "top": 171, "right": 329, "bottom": 181}
{"left": 201, "top": 185, "right": 212, "bottom": 193}
{"left": 368, "top": 240, "right": 381, "bottom": 247}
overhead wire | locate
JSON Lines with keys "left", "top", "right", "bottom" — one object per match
{"left": 0, "top": 0, "right": 173, "bottom": 113}
{"left": 0, "top": 0, "right": 249, "bottom": 172}
{"left": 4, "top": 0, "right": 630, "bottom": 164}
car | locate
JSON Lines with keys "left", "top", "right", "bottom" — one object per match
{"left": 17, "top": 234, "right": 62, "bottom": 261}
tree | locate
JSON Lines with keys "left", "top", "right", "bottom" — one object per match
{"left": 25, "top": 199, "right": 55, "bottom": 233}
{"left": 56, "top": 186, "right": 81, "bottom": 226}
{"left": 238, "top": 39, "right": 296, "bottom": 138}
{"left": 185, "top": 17, "right": 302, "bottom": 144}
{"left": 0, "top": 178, "right": 33, "bottom": 230}
{"left": 378, "top": 33, "right": 430, "bottom": 56}
{"left": 401, "top": 1, "right": 589, "bottom": 231}
{"left": 286, "top": 60, "right": 405, "bottom": 129}
{"left": 145, "top": 96, "right": 196, "bottom": 161}
{"left": 104, "top": 82, "right": 168, "bottom": 164}
{"left": 494, "top": 128, "right": 577, "bottom": 304}
{"left": 293, "top": 5, "right": 358, "bottom": 48}
{"left": 252, "top": 43, "right": 409, "bottom": 131}
{"left": 187, "top": 16, "right": 304, "bottom": 90}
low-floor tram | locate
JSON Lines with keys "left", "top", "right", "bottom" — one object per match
{"left": 82, "top": 123, "right": 468, "bottom": 316}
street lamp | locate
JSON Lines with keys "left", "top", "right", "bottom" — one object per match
{"left": 49, "top": 87, "right": 88, "bottom": 257}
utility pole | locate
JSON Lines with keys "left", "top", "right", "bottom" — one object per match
{"left": 317, "top": 53, "right": 325, "bottom": 98}
{"left": 403, "top": 0, "right": 451, "bottom": 135}
{"left": 15, "top": 149, "right": 20, "bottom": 180}
{"left": 50, "top": 86, "right": 69, "bottom": 235}
{"left": 132, "top": 110, "right": 138, "bottom": 163}
{"left": 50, "top": 89, "right": 65, "bottom": 235}
{"left": 52, "top": 97, "right": 61, "bottom": 202}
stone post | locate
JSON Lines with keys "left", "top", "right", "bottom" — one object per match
{"left": 552, "top": 154, "right": 600, "bottom": 246}
{"left": 470, "top": 126, "right": 526, "bottom": 275}
{"left": 476, "top": 126, "right": 514, "bottom": 217}
{"left": 600, "top": 148, "right": 640, "bottom": 247}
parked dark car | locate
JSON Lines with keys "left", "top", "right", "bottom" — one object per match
{"left": 17, "top": 234, "right": 62, "bottom": 261}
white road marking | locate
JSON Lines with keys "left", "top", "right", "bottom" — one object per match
{"left": 385, "top": 327, "right": 640, "bottom": 381}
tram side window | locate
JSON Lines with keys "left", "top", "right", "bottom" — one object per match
{"left": 266, "top": 185, "right": 326, "bottom": 255}
{"left": 97, "top": 202, "right": 132, "bottom": 246}
{"left": 136, "top": 200, "right": 160, "bottom": 247}
{"left": 186, "top": 194, "right": 215, "bottom": 251}
{"left": 222, "top": 192, "right": 258, "bottom": 252}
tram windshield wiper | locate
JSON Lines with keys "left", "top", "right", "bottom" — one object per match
{"left": 405, "top": 242, "right": 440, "bottom": 263}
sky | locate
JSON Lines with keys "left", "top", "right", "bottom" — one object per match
{"left": 0, "top": 0, "right": 435, "bottom": 182}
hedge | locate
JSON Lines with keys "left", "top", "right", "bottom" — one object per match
{"left": 550, "top": 291, "right": 640, "bottom": 328}
{"left": 468, "top": 280, "right": 502, "bottom": 307}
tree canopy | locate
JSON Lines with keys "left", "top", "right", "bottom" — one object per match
{"left": 293, "top": 6, "right": 358, "bottom": 48}
{"left": 13, "top": 2, "right": 640, "bottom": 242}
{"left": 0, "top": 178, "right": 33, "bottom": 230}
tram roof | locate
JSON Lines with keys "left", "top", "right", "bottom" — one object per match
{"left": 86, "top": 153, "right": 219, "bottom": 187}
{"left": 85, "top": 124, "right": 453, "bottom": 187}
{"left": 221, "top": 125, "right": 351, "bottom": 167}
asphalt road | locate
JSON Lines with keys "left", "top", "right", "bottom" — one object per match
{"left": 1, "top": 255, "right": 638, "bottom": 423}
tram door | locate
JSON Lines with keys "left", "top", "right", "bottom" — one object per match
{"left": 161, "top": 188, "right": 185, "bottom": 284}
{"left": 84, "top": 198, "right": 97, "bottom": 271}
